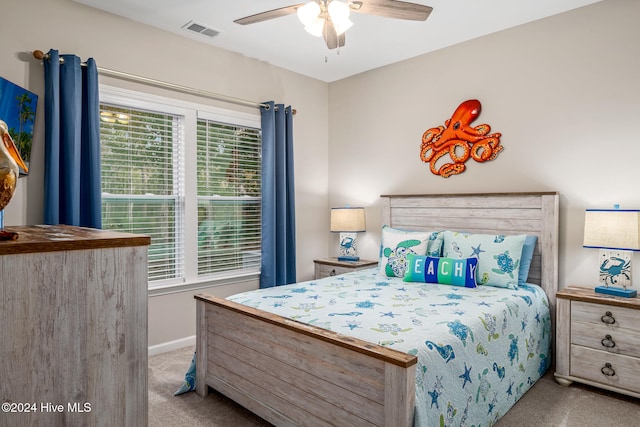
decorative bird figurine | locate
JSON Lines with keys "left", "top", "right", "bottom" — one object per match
{"left": 0, "top": 119, "right": 28, "bottom": 240}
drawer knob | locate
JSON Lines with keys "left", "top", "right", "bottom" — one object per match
{"left": 600, "top": 311, "right": 616, "bottom": 325}
{"left": 600, "top": 363, "right": 616, "bottom": 377}
{"left": 601, "top": 334, "right": 616, "bottom": 349}
{"left": 330, "top": 269, "right": 336, "bottom": 276}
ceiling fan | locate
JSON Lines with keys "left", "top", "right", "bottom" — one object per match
{"left": 234, "top": 1, "right": 433, "bottom": 50}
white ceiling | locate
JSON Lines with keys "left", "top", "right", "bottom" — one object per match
{"left": 72, "top": 0, "right": 601, "bottom": 82}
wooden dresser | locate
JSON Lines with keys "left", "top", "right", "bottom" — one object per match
{"left": 555, "top": 285, "right": 640, "bottom": 398}
{"left": 0, "top": 225, "right": 150, "bottom": 427}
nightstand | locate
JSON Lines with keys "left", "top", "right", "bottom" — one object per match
{"left": 313, "top": 258, "right": 378, "bottom": 279}
{"left": 555, "top": 286, "right": 640, "bottom": 398}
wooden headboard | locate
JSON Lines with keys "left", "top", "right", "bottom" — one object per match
{"left": 380, "top": 192, "right": 560, "bottom": 315}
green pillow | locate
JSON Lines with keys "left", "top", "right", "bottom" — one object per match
{"left": 442, "top": 230, "right": 526, "bottom": 289}
{"left": 404, "top": 254, "right": 478, "bottom": 288}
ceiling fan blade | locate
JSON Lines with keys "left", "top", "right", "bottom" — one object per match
{"left": 323, "top": 19, "right": 346, "bottom": 50}
{"left": 234, "top": 4, "right": 304, "bottom": 25}
{"left": 352, "top": 0, "right": 433, "bottom": 21}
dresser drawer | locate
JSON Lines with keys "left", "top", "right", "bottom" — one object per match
{"left": 571, "top": 301, "right": 640, "bottom": 358}
{"left": 570, "top": 345, "right": 640, "bottom": 394}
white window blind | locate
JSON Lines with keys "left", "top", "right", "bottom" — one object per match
{"left": 196, "top": 118, "right": 261, "bottom": 276}
{"left": 100, "top": 103, "right": 185, "bottom": 282}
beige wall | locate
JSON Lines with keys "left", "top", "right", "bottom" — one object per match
{"left": 1, "top": 0, "right": 329, "bottom": 347}
{"left": 328, "top": 0, "right": 640, "bottom": 292}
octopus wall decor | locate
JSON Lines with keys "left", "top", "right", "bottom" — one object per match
{"left": 420, "top": 99, "right": 503, "bottom": 178}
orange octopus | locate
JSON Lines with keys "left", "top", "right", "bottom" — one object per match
{"left": 420, "top": 99, "right": 503, "bottom": 178}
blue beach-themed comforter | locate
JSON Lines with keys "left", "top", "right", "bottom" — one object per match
{"left": 228, "top": 268, "right": 551, "bottom": 427}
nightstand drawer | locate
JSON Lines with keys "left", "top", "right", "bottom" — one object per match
{"left": 316, "top": 263, "right": 354, "bottom": 278}
{"left": 570, "top": 345, "right": 640, "bottom": 394}
{"left": 571, "top": 301, "right": 640, "bottom": 358}
{"left": 313, "top": 258, "right": 378, "bottom": 279}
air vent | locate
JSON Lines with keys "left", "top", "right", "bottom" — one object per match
{"left": 182, "top": 21, "right": 220, "bottom": 38}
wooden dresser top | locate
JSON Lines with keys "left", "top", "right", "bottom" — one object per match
{"left": 0, "top": 225, "right": 150, "bottom": 255}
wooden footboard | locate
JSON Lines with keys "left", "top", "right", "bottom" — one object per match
{"left": 195, "top": 294, "right": 417, "bottom": 427}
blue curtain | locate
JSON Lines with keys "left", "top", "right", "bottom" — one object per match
{"left": 43, "top": 49, "right": 101, "bottom": 228}
{"left": 260, "top": 102, "right": 296, "bottom": 288}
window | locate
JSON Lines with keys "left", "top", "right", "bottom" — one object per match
{"left": 100, "top": 104, "right": 184, "bottom": 282}
{"left": 99, "top": 87, "right": 261, "bottom": 288}
{"left": 196, "top": 116, "right": 261, "bottom": 276}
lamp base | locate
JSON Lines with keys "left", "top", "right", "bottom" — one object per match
{"left": 594, "top": 285, "right": 637, "bottom": 298}
{"left": 338, "top": 255, "right": 360, "bottom": 262}
{"left": 337, "top": 232, "right": 359, "bottom": 262}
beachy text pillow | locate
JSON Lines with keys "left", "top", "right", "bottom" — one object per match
{"left": 404, "top": 254, "right": 478, "bottom": 288}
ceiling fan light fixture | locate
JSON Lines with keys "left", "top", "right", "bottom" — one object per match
{"left": 235, "top": 0, "right": 434, "bottom": 52}
{"left": 297, "top": 2, "right": 321, "bottom": 26}
{"left": 327, "top": 1, "right": 350, "bottom": 21}
{"left": 304, "top": 17, "right": 325, "bottom": 37}
{"left": 333, "top": 17, "right": 353, "bottom": 35}
{"left": 328, "top": 1, "right": 353, "bottom": 36}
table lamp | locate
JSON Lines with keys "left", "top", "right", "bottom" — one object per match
{"left": 583, "top": 208, "right": 640, "bottom": 298}
{"left": 330, "top": 207, "right": 365, "bottom": 261}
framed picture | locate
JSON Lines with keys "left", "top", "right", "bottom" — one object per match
{"left": 0, "top": 76, "right": 38, "bottom": 175}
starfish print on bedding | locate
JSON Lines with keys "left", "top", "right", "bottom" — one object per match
{"left": 459, "top": 363, "right": 472, "bottom": 389}
{"left": 344, "top": 320, "right": 361, "bottom": 331}
{"left": 428, "top": 388, "right": 440, "bottom": 409}
{"left": 471, "top": 243, "right": 485, "bottom": 257}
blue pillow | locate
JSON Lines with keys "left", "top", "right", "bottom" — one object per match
{"left": 404, "top": 254, "right": 478, "bottom": 288}
{"left": 518, "top": 235, "right": 537, "bottom": 286}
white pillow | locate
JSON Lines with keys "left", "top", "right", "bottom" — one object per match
{"left": 442, "top": 230, "right": 526, "bottom": 289}
{"left": 379, "top": 226, "right": 443, "bottom": 277}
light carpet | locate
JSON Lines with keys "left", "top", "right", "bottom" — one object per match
{"left": 149, "top": 346, "right": 640, "bottom": 426}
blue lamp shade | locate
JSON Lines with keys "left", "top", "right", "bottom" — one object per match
{"left": 331, "top": 207, "right": 366, "bottom": 261}
{"left": 583, "top": 209, "right": 640, "bottom": 298}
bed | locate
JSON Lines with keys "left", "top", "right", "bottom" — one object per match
{"left": 195, "top": 192, "right": 559, "bottom": 426}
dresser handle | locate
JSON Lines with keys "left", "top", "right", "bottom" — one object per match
{"left": 600, "top": 311, "right": 616, "bottom": 325}
{"left": 601, "top": 334, "right": 616, "bottom": 349}
{"left": 601, "top": 363, "right": 616, "bottom": 377}
{"left": 329, "top": 269, "right": 336, "bottom": 276}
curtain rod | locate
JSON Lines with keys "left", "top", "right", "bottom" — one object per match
{"left": 32, "top": 50, "right": 295, "bottom": 114}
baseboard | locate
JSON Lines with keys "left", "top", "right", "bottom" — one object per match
{"left": 148, "top": 335, "right": 196, "bottom": 357}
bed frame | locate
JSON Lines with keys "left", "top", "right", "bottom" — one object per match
{"left": 195, "top": 192, "right": 559, "bottom": 426}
